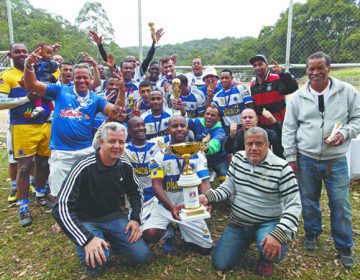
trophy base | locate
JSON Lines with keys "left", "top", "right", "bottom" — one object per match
{"left": 179, "top": 205, "right": 211, "bottom": 221}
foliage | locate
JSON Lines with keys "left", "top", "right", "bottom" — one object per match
{"left": 75, "top": 1, "right": 115, "bottom": 44}
{"left": 0, "top": 0, "right": 359, "bottom": 67}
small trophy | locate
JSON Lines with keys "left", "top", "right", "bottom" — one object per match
{"left": 326, "top": 121, "right": 343, "bottom": 143}
{"left": 159, "top": 135, "right": 211, "bottom": 221}
{"left": 171, "top": 78, "right": 182, "bottom": 116}
{"left": 148, "top": 21, "right": 160, "bottom": 48}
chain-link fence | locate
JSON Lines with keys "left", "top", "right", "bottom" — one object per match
{"left": 0, "top": 0, "right": 359, "bottom": 83}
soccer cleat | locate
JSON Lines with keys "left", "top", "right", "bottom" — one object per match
{"left": 35, "top": 196, "right": 52, "bottom": 208}
{"left": 257, "top": 261, "right": 273, "bottom": 277}
{"left": 31, "top": 107, "right": 44, "bottom": 118}
{"left": 338, "top": 249, "right": 356, "bottom": 268}
{"left": 302, "top": 236, "right": 318, "bottom": 251}
{"left": 29, "top": 183, "right": 36, "bottom": 195}
{"left": 19, "top": 211, "right": 32, "bottom": 227}
{"left": 7, "top": 189, "right": 18, "bottom": 203}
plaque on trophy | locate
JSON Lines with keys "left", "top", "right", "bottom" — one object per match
{"left": 158, "top": 135, "right": 211, "bottom": 221}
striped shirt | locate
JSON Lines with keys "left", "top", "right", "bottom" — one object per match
{"left": 206, "top": 150, "right": 301, "bottom": 244}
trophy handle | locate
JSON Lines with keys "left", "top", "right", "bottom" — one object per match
{"left": 200, "top": 134, "right": 211, "bottom": 151}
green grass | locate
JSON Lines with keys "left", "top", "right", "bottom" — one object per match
{"left": 0, "top": 147, "right": 359, "bottom": 279}
{"left": 330, "top": 68, "right": 360, "bottom": 79}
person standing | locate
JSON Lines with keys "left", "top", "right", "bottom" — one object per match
{"left": 282, "top": 52, "right": 360, "bottom": 268}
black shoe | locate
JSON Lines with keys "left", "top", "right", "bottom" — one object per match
{"left": 338, "top": 249, "right": 355, "bottom": 268}
{"left": 302, "top": 236, "right": 318, "bottom": 251}
{"left": 19, "top": 211, "right": 32, "bottom": 227}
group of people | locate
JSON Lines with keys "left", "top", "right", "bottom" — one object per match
{"left": 0, "top": 27, "right": 359, "bottom": 277}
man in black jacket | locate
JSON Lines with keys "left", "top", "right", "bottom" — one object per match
{"left": 52, "top": 122, "right": 151, "bottom": 277}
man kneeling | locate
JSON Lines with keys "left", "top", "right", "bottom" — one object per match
{"left": 142, "top": 116, "right": 213, "bottom": 255}
{"left": 52, "top": 122, "right": 151, "bottom": 276}
{"left": 200, "top": 127, "right": 301, "bottom": 276}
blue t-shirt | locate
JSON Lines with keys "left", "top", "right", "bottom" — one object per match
{"left": 46, "top": 84, "right": 108, "bottom": 151}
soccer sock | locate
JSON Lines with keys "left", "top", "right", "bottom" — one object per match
{"left": 35, "top": 187, "right": 46, "bottom": 198}
{"left": 30, "top": 175, "right": 35, "bottom": 186}
{"left": 18, "top": 198, "right": 30, "bottom": 213}
{"left": 10, "top": 180, "right": 17, "bottom": 191}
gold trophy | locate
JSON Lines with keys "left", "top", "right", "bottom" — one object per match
{"left": 148, "top": 21, "right": 160, "bottom": 48}
{"left": 326, "top": 121, "right": 343, "bottom": 143}
{"left": 158, "top": 135, "right": 211, "bottom": 221}
{"left": 171, "top": 78, "right": 182, "bottom": 116}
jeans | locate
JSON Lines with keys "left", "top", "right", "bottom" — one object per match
{"left": 209, "top": 160, "right": 229, "bottom": 182}
{"left": 297, "top": 153, "right": 353, "bottom": 250}
{"left": 212, "top": 221, "right": 286, "bottom": 271}
{"left": 75, "top": 218, "right": 151, "bottom": 276}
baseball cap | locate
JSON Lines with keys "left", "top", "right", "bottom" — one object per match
{"left": 202, "top": 67, "right": 219, "bottom": 82}
{"left": 249, "top": 54, "right": 268, "bottom": 65}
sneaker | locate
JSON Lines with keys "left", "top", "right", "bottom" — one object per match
{"left": 338, "top": 249, "right": 356, "bottom": 268}
{"left": 31, "top": 107, "right": 44, "bottom": 118}
{"left": 19, "top": 211, "right": 32, "bottom": 227}
{"left": 257, "top": 261, "right": 273, "bottom": 277}
{"left": 303, "top": 236, "right": 318, "bottom": 251}
{"left": 163, "top": 225, "right": 176, "bottom": 254}
{"left": 7, "top": 189, "right": 18, "bottom": 203}
{"left": 35, "top": 196, "right": 52, "bottom": 208}
{"left": 29, "top": 184, "right": 36, "bottom": 195}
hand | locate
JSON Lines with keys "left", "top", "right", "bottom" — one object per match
{"left": 106, "top": 90, "right": 118, "bottom": 102}
{"left": 52, "top": 43, "right": 61, "bottom": 52}
{"left": 199, "top": 194, "right": 208, "bottom": 206}
{"left": 80, "top": 52, "right": 97, "bottom": 67}
{"left": 289, "top": 161, "right": 299, "bottom": 177}
{"left": 163, "top": 81, "right": 170, "bottom": 93}
{"left": 324, "top": 132, "right": 345, "bottom": 147}
{"left": 261, "top": 234, "right": 282, "bottom": 260}
{"left": 25, "top": 47, "right": 42, "bottom": 66}
{"left": 230, "top": 122, "right": 237, "bottom": 138}
{"left": 271, "top": 59, "right": 282, "bottom": 75}
{"left": 111, "top": 71, "right": 124, "bottom": 91}
{"left": 124, "top": 220, "right": 142, "bottom": 243}
{"left": 170, "top": 53, "right": 178, "bottom": 65}
{"left": 262, "top": 108, "right": 276, "bottom": 124}
{"left": 89, "top": 30, "right": 103, "bottom": 45}
{"left": 27, "top": 91, "right": 39, "bottom": 101}
{"left": 170, "top": 204, "right": 184, "bottom": 221}
{"left": 104, "top": 53, "right": 115, "bottom": 69}
{"left": 154, "top": 28, "right": 165, "bottom": 43}
{"left": 84, "top": 236, "right": 108, "bottom": 268}
{"left": 108, "top": 105, "right": 122, "bottom": 121}
{"left": 132, "top": 101, "right": 141, "bottom": 117}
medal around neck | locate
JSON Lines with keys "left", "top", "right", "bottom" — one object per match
{"left": 158, "top": 134, "right": 211, "bottom": 221}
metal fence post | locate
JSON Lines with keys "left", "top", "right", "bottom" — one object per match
{"left": 285, "top": 0, "right": 294, "bottom": 72}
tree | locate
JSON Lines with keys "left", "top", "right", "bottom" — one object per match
{"left": 75, "top": 1, "right": 115, "bottom": 44}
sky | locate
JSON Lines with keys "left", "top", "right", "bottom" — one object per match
{"left": 28, "top": 0, "right": 306, "bottom": 47}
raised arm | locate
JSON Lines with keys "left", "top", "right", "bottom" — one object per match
{"left": 81, "top": 52, "right": 101, "bottom": 90}
{"left": 140, "top": 28, "right": 165, "bottom": 75}
{"left": 23, "top": 49, "right": 47, "bottom": 96}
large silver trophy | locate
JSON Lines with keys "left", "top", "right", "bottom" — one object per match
{"left": 159, "top": 136, "right": 211, "bottom": 221}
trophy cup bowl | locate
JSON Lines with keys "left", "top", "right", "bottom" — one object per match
{"left": 159, "top": 140, "right": 211, "bottom": 221}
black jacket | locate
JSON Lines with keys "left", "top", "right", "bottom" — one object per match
{"left": 52, "top": 150, "right": 143, "bottom": 246}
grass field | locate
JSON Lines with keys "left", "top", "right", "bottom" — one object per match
{"left": 0, "top": 147, "right": 360, "bottom": 279}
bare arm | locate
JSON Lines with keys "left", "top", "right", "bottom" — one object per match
{"left": 23, "top": 49, "right": 47, "bottom": 96}
{"left": 81, "top": 52, "right": 101, "bottom": 90}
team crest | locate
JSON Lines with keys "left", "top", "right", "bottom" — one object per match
{"left": 219, "top": 98, "right": 226, "bottom": 106}
{"left": 149, "top": 124, "right": 154, "bottom": 133}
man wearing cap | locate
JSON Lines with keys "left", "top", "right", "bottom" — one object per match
{"left": 198, "top": 67, "right": 222, "bottom": 109}
{"left": 249, "top": 54, "right": 298, "bottom": 127}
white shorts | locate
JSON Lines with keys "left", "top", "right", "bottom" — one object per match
{"left": 48, "top": 147, "right": 94, "bottom": 196}
{"left": 142, "top": 203, "right": 213, "bottom": 248}
{"left": 7, "top": 127, "right": 17, "bottom": 164}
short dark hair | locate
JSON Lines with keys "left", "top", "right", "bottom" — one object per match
{"left": 120, "top": 60, "right": 134, "bottom": 68}
{"left": 150, "top": 61, "right": 159, "bottom": 67}
{"left": 35, "top": 41, "right": 52, "bottom": 50}
{"left": 139, "top": 80, "right": 152, "bottom": 88}
{"left": 206, "top": 103, "right": 220, "bottom": 116}
{"left": 306, "top": 52, "right": 331, "bottom": 68}
{"left": 60, "top": 61, "right": 73, "bottom": 69}
{"left": 9, "top": 42, "right": 26, "bottom": 52}
{"left": 159, "top": 56, "right": 173, "bottom": 65}
{"left": 221, "top": 68, "right": 233, "bottom": 76}
{"left": 176, "top": 74, "right": 188, "bottom": 86}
